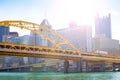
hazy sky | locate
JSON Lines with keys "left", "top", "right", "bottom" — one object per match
{"left": 0, "top": 0, "right": 120, "bottom": 41}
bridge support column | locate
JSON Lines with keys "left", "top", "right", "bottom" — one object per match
{"left": 7, "top": 69, "right": 9, "bottom": 72}
{"left": 91, "top": 65, "right": 94, "bottom": 72}
{"left": 86, "top": 61, "right": 89, "bottom": 72}
{"left": 118, "top": 63, "right": 120, "bottom": 71}
{"left": 101, "top": 62, "right": 105, "bottom": 72}
{"left": 76, "top": 60, "right": 82, "bottom": 72}
{"left": 30, "top": 67, "right": 33, "bottom": 72}
{"left": 18, "top": 68, "right": 21, "bottom": 72}
{"left": 64, "top": 60, "right": 69, "bottom": 73}
{"left": 112, "top": 63, "right": 116, "bottom": 72}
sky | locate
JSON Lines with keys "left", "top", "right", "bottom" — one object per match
{"left": 0, "top": 0, "right": 120, "bottom": 41}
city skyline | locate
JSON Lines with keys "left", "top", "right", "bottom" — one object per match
{"left": 0, "top": 0, "right": 120, "bottom": 41}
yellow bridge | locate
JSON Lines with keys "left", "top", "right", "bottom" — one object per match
{"left": 0, "top": 20, "right": 120, "bottom": 72}
{"left": 0, "top": 42, "right": 120, "bottom": 63}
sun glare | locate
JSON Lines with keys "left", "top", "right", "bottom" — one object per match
{"left": 59, "top": 0, "right": 97, "bottom": 25}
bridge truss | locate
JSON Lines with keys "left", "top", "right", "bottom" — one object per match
{"left": 0, "top": 20, "right": 79, "bottom": 51}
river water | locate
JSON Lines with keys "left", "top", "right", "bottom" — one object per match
{"left": 0, "top": 72, "right": 120, "bottom": 80}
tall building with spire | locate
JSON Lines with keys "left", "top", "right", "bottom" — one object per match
{"left": 40, "top": 18, "right": 52, "bottom": 29}
{"left": 28, "top": 19, "right": 53, "bottom": 64}
{"left": 95, "top": 13, "right": 111, "bottom": 39}
{"left": 28, "top": 18, "right": 52, "bottom": 46}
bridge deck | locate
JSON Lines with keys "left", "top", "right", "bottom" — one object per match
{"left": 0, "top": 42, "right": 120, "bottom": 63}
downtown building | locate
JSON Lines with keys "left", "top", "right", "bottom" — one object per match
{"left": 57, "top": 23, "right": 92, "bottom": 52}
{"left": 0, "top": 27, "right": 21, "bottom": 67}
{"left": 26, "top": 19, "right": 59, "bottom": 67}
{"left": 27, "top": 19, "right": 52, "bottom": 64}
{"left": 93, "top": 34, "right": 120, "bottom": 55}
{"left": 28, "top": 19, "right": 52, "bottom": 47}
{"left": 0, "top": 26, "right": 9, "bottom": 68}
{"left": 2, "top": 32, "right": 24, "bottom": 67}
{"left": 0, "top": 26, "right": 9, "bottom": 42}
{"left": 95, "top": 13, "right": 111, "bottom": 39}
{"left": 93, "top": 13, "right": 120, "bottom": 55}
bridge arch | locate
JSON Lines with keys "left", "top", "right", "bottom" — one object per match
{"left": 0, "top": 20, "right": 79, "bottom": 51}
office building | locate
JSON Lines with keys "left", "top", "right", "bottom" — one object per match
{"left": 95, "top": 14, "right": 111, "bottom": 39}
{"left": 41, "top": 18, "right": 52, "bottom": 29}
{"left": 0, "top": 26, "right": 9, "bottom": 67}
{"left": 28, "top": 19, "right": 52, "bottom": 46}
{"left": 57, "top": 23, "right": 92, "bottom": 52}
{"left": 20, "top": 35, "right": 30, "bottom": 45}
{"left": 28, "top": 19, "right": 53, "bottom": 64}
{"left": 9, "top": 32, "right": 19, "bottom": 37}
{"left": 3, "top": 32, "right": 20, "bottom": 43}
{"left": 0, "top": 26, "right": 9, "bottom": 42}
{"left": 3, "top": 32, "right": 24, "bottom": 67}
{"left": 93, "top": 34, "right": 120, "bottom": 55}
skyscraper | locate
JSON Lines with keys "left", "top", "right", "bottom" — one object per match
{"left": 28, "top": 19, "right": 53, "bottom": 64}
{"left": 57, "top": 23, "right": 92, "bottom": 52}
{"left": 95, "top": 13, "right": 111, "bottom": 39}
{"left": 0, "top": 26, "right": 9, "bottom": 42}
{"left": 0, "top": 26, "right": 9, "bottom": 67}
{"left": 29, "top": 18, "right": 52, "bottom": 46}
{"left": 93, "top": 34, "right": 119, "bottom": 55}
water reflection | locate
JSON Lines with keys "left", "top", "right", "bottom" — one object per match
{"left": 0, "top": 72, "right": 120, "bottom": 80}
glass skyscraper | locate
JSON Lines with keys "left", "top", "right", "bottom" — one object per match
{"left": 0, "top": 26, "right": 9, "bottom": 42}
{"left": 95, "top": 14, "right": 111, "bottom": 39}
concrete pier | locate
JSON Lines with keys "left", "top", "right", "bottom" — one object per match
{"left": 85, "top": 61, "right": 89, "bottom": 72}
{"left": 112, "top": 63, "right": 116, "bottom": 72}
{"left": 76, "top": 60, "right": 82, "bottom": 72}
{"left": 118, "top": 63, "right": 120, "bottom": 71}
{"left": 30, "top": 67, "right": 33, "bottom": 71}
{"left": 18, "top": 68, "right": 21, "bottom": 72}
{"left": 101, "top": 62, "right": 105, "bottom": 72}
{"left": 64, "top": 60, "right": 69, "bottom": 73}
